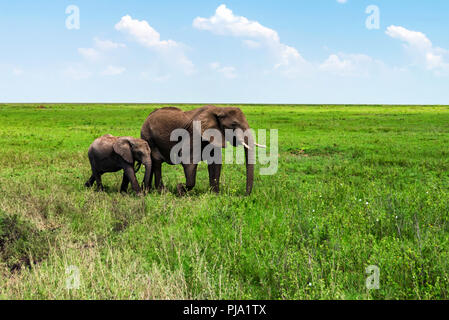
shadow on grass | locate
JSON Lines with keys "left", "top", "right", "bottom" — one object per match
{"left": 0, "top": 210, "right": 55, "bottom": 272}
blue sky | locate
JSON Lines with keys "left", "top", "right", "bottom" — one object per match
{"left": 1, "top": 0, "right": 448, "bottom": 104}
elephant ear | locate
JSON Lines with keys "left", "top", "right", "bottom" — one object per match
{"left": 113, "top": 138, "right": 134, "bottom": 164}
{"left": 196, "top": 107, "right": 226, "bottom": 148}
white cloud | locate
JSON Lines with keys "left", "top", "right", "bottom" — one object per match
{"left": 320, "top": 54, "right": 351, "bottom": 74}
{"left": 94, "top": 38, "right": 126, "bottom": 50}
{"left": 386, "top": 25, "right": 449, "bottom": 74}
{"left": 115, "top": 15, "right": 194, "bottom": 75}
{"left": 78, "top": 38, "right": 126, "bottom": 62}
{"left": 192, "top": 5, "right": 397, "bottom": 79}
{"left": 210, "top": 62, "right": 237, "bottom": 79}
{"left": 242, "top": 39, "right": 261, "bottom": 49}
{"left": 386, "top": 26, "right": 432, "bottom": 50}
{"left": 319, "top": 53, "right": 385, "bottom": 77}
{"left": 115, "top": 15, "right": 177, "bottom": 49}
{"left": 75, "top": 38, "right": 127, "bottom": 78}
{"left": 193, "top": 4, "right": 308, "bottom": 74}
{"left": 337, "top": 0, "right": 347, "bottom": 3}
{"left": 193, "top": 4, "right": 279, "bottom": 42}
{"left": 101, "top": 65, "right": 126, "bottom": 76}
{"left": 78, "top": 47, "right": 101, "bottom": 61}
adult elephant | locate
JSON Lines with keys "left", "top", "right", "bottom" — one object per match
{"left": 140, "top": 105, "right": 265, "bottom": 195}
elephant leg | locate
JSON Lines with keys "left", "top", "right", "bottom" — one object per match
{"left": 86, "top": 157, "right": 98, "bottom": 188}
{"left": 143, "top": 168, "right": 153, "bottom": 192}
{"left": 208, "top": 164, "right": 214, "bottom": 187}
{"left": 208, "top": 163, "right": 222, "bottom": 193}
{"left": 84, "top": 175, "right": 95, "bottom": 188}
{"left": 124, "top": 166, "right": 141, "bottom": 195}
{"left": 120, "top": 171, "right": 130, "bottom": 193}
{"left": 153, "top": 160, "right": 165, "bottom": 191}
{"left": 94, "top": 173, "right": 104, "bottom": 191}
{"left": 207, "top": 148, "right": 222, "bottom": 193}
{"left": 89, "top": 158, "right": 104, "bottom": 191}
{"left": 177, "top": 163, "right": 198, "bottom": 196}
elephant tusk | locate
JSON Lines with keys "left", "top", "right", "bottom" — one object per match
{"left": 241, "top": 141, "right": 252, "bottom": 150}
{"left": 240, "top": 141, "right": 266, "bottom": 149}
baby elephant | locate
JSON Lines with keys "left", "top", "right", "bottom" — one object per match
{"left": 85, "top": 134, "right": 152, "bottom": 194}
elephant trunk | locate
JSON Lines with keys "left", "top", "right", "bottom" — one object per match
{"left": 245, "top": 147, "right": 254, "bottom": 195}
{"left": 241, "top": 130, "right": 255, "bottom": 196}
{"left": 143, "top": 159, "right": 152, "bottom": 191}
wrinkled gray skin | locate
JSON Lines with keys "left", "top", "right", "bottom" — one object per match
{"left": 85, "top": 134, "right": 152, "bottom": 194}
{"left": 141, "top": 105, "right": 262, "bottom": 196}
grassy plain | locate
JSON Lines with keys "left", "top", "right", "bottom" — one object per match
{"left": 1, "top": 103, "right": 449, "bottom": 299}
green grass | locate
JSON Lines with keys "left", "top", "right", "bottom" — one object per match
{"left": 1, "top": 103, "right": 449, "bottom": 299}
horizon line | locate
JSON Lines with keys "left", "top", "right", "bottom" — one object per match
{"left": 1, "top": 102, "right": 449, "bottom": 106}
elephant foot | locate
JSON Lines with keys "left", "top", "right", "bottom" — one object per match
{"left": 177, "top": 184, "right": 186, "bottom": 196}
{"left": 157, "top": 183, "right": 168, "bottom": 193}
{"left": 85, "top": 176, "right": 95, "bottom": 188}
{"left": 177, "top": 184, "right": 195, "bottom": 196}
{"left": 141, "top": 183, "right": 151, "bottom": 193}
